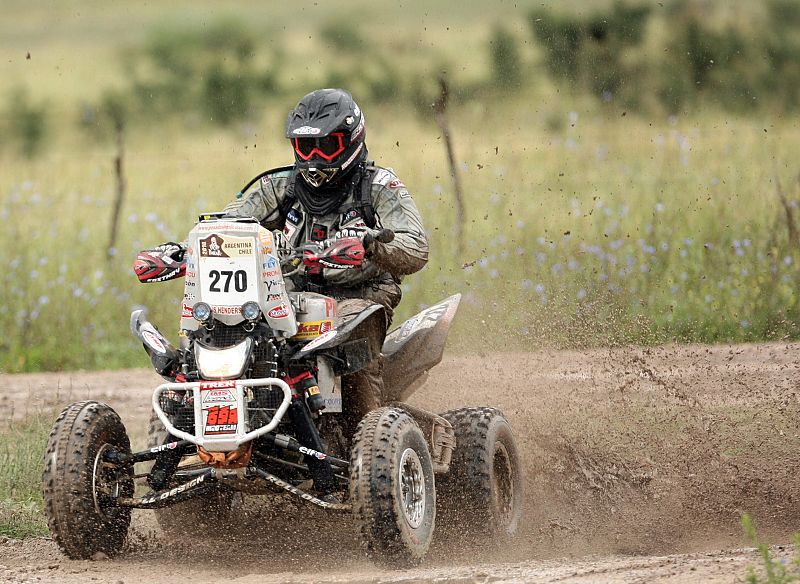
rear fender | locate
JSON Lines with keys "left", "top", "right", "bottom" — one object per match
{"left": 382, "top": 294, "right": 461, "bottom": 402}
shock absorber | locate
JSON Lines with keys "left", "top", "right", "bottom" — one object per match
{"left": 287, "top": 370, "right": 325, "bottom": 413}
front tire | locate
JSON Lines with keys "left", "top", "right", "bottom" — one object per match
{"left": 436, "top": 407, "right": 523, "bottom": 547}
{"left": 350, "top": 407, "right": 436, "bottom": 568}
{"left": 42, "top": 401, "right": 133, "bottom": 559}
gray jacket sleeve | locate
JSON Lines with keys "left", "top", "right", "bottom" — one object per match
{"left": 368, "top": 173, "right": 429, "bottom": 276}
{"left": 322, "top": 171, "right": 429, "bottom": 286}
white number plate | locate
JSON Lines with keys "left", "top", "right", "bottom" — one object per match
{"left": 197, "top": 233, "right": 259, "bottom": 307}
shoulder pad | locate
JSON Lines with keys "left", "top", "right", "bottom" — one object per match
{"left": 372, "top": 166, "right": 398, "bottom": 187}
{"left": 258, "top": 164, "right": 295, "bottom": 183}
{"left": 372, "top": 167, "right": 407, "bottom": 193}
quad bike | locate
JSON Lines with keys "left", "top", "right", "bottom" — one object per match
{"left": 42, "top": 215, "right": 523, "bottom": 566}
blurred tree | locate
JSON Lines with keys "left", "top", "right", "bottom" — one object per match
{"left": 528, "top": 2, "right": 651, "bottom": 105}
{"left": 7, "top": 87, "right": 48, "bottom": 159}
{"left": 662, "top": 4, "right": 760, "bottom": 112}
{"left": 528, "top": 9, "right": 582, "bottom": 83}
{"left": 765, "top": 0, "right": 800, "bottom": 111}
{"left": 490, "top": 25, "right": 523, "bottom": 89}
{"left": 203, "top": 64, "right": 250, "bottom": 125}
{"left": 124, "top": 18, "right": 269, "bottom": 125}
{"left": 100, "top": 90, "right": 128, "bottom": 131}
{"left": 320, "top": 18, "right": 365, "bottom": 52}
{"left": 527, "top": 0, "right": 800, "bottom": 114}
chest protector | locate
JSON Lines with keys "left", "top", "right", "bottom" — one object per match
{"left": 237, "top": 164, "right": 378, "bottom": 233}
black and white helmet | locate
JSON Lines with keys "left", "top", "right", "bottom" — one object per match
{"left": 286, "top": 88, "right": 367, "bottom": 188}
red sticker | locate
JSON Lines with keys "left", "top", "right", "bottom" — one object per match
{"left": 200, "top": 380, "right": 237, "bottom": 390}
{"left": 204, "top": 405, "right": 238, "bottom": 435}
{"left": 268, "top": 304, "right": 290, "bottom": 319}
{"left": 142, "top": 330, "right": 166, "bottom": 354}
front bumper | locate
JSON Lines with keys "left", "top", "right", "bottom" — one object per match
{"left": 152, "top": 378, "right": 291, "bottom": 452}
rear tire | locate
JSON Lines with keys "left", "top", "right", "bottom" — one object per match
{"left": 42, "top": 401, "right": 133, "bottom": 559}
{"left": 436, "top": 407, "right": 523, "bottom": 547}
{"left": 350, "top": 407, "right": 436, "bottom": 568}
{"left": 146, "top": 410, "right": 236, "bottom": 537}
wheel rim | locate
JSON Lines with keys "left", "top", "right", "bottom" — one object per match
{"left": 92, "top": 444, "right": 123, "bottom": 520}
{"left": 399, "top": 447, "right": 426, "bottom": 529}
{"left": 492, "top": 441, "right": 515, "bottom": 529}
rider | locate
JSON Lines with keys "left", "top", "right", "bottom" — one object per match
{"left": 222, "top": 88, "right": 429, "bottom": 426}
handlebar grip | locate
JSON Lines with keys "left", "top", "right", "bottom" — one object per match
{"left": 363, "top": 229, "right": 395, "bottom": 247}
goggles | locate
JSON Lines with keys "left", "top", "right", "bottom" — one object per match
{"left": 293, "top": 132, "right": 347, "bottom": 162}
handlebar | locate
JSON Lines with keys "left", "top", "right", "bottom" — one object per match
{"left": 137, "top": 227, "right": 396, "bottom": 282}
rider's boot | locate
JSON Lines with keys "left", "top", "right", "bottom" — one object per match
{"left": 341, "top": 354, "right": 385, "bottom": 431}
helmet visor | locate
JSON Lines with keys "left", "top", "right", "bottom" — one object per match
{"left": 293, "top": 132, "right": 346, "bottom": 162}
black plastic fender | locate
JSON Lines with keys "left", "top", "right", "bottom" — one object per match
{"left": 292, "top": 303, "right": 386, "bottom": 376}
{"left": 382, "top": 294, "right": 461, "bottom": 402}
{"left": 130, "top": 309, "right": 180, "bottom": 380}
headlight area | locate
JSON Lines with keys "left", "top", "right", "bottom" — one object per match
{"left": 192, "top": 302, "right": 212, "bottom": 323}
{"left": 241, "top": 301, "right": 261, "bottom": 322}
{"left": 194, "top": 337, "right": 253, "bottom": 380}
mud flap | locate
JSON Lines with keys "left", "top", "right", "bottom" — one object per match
{"left": 389, "top": 402, "right": 456, "bottom": 473}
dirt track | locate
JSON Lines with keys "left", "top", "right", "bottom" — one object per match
{"left": 2, "top": 343, "right": 800, "bottom": 582}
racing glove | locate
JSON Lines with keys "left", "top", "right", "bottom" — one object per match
{"left": 134, "top": 242, "right": 187, "bottom": 283}
{"left": 324, "top": 227, "right": 381, "bottom": 256}
{"left": 334, "top": 227, "right": 371, "bottom": 240}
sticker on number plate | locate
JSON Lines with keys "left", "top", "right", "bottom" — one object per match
{"left": 200, "top": 381, "right": 239, "bottom": 435}
{"left": 203, "top": 404, "right": 239, "bottom": 435}
{"left": 202, "top": 388, "right": 235, "bottom": 403}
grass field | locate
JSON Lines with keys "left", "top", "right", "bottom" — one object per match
{"left": 2, "top": 1, "right": 800, "bottom": 372}
{"left": 0, "top": 416, "right": 49, "bottom": 538}
{"left": 3, "top": 101, "right": 799, "bottom": 371}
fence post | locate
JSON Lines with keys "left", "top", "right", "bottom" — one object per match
{"left": 433, "top": 73, "right": 466, "bottom": 257}
{"left": 107, "top": 118, "right": 126, "bottom": 260}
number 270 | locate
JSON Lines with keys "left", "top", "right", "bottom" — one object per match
{"left": 209, "top": 270, "right": 247, "bottom": 293}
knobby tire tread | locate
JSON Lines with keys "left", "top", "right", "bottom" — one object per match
{"left": 437, "top": 407, "right": 522, "bottom": 545}
{"left": 350, "top": 407, "right": 434, "bottom": 567}
{"left": 42, "top": 401, "right": 131, "bottom": 559}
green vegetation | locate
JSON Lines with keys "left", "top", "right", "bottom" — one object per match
{"left": 4, "top": 87, "right": 48, "bottom": 159}
{"left": 0, "top": 416, "right": 50, "bottom": 538}
{"left": 529, "top": 0, "right": 800, "bottom": 114}
{"left": 2, "top": 107, "right": 799, "bottom": 371}
{"left": 490, "top": 25, "right": 524, "bottom": 89}
{"left": 1, "top": 0, "right": 800, "bottom": 372}
{"left": 743, "top": 514, "right": 800, "bottom": 583}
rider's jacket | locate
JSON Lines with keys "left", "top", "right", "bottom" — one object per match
{"left": 222, "top": 164, "right": 428, "bottom": 315}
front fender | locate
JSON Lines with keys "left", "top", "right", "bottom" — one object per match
{"left": 130, "top": 309, "right": 180, "bottom": 380}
